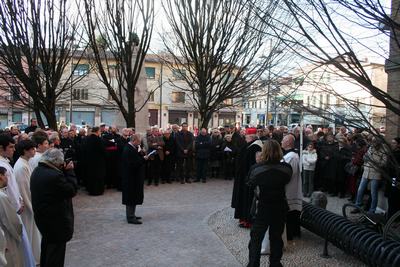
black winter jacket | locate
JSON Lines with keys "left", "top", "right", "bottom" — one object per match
{"left": 247, "top": 161, "right": 292, "bottom": 217}
{"left": 31, "top": 162, "right": 78, "bottom": 242}
{"left": 195, "top": 134, "right": 212, "bottom": 159}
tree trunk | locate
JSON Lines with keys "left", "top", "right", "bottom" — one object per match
{"left": 46, "top": 113, "right": 58, "bottom": 131}
{"left": 124, "top": 110, "right": 136, "bottom": 128}
{"left": 199, "top": 111, "right": 213, "bottom": 129}
{"left": 34, "top": 109, "right": 45, "bottom": 129}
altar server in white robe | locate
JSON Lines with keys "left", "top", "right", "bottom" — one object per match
{"left": 15, "top": 140, "right": 41, "bottom": 264}
{"left": 282, "top": 134, "right": 303, "bottom": 241}
{"left": 0, "top": 134, "right": 35, "bottom": 267}
{"left": 0, "top": 166, "right": 25, "bottom": 267}
{"left": 29, "top": 133, "right": 49, "bottom": 170}
{"left": 0, "top": 227, "right": 6, "bottom": 266}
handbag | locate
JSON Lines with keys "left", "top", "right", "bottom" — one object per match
{"left": 345, "top": 162, "right": 359, "bottom": 176}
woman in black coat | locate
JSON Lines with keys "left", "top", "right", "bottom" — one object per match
{"left": 246, "top": 139, "right": 292, "bottom": 267}
{"left": 121, "top": 134, "right": 148, "bottom": 224}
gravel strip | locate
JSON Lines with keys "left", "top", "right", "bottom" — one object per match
{"left": 208, "top": 200, "right": 367, "bottom": 267}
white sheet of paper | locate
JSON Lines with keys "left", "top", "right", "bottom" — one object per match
{"left": 147, "top": 150, "right": 157, "bottom": 157}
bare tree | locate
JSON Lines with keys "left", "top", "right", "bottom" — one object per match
{"left": 250, "top": 0, "right": 400, "bottom": 181}
{"left": 255, "top": 0, "right": 397, "bottom": 116}
{"left": 161, "top": 0, "right": 287, "bottom": 128}
{"left": 0, "top": 0, "right": 84, "bottom": 129}
{"left": 83, "top": 0, "right": 154, "bottom": 127}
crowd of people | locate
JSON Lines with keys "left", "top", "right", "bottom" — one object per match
{"left": 0, "top": 117, "right": 399, "bottom": 267}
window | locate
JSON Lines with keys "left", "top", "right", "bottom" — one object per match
{"left": 223, "top": 98, "right": 233, "bottom": 106}
{"left": 319, "top": 94, "right": 323, "bottom": 108}
{"left": 325, "top": 73, "right": 331, "bottom": 83}
{"left": 73, "top": 89, "right": 89, "bottom": 100}
{"left": 73, "top": 64, "right": 89, "bottom": 76}
{"left": 336, "top": 97, "right": 344, "bottom": 107}
{"left": 149, "top": 91, "right": 155, "bottom": 102}
{"left": 10, "top": 86, "right": 21, "bottom": 101}
{"left": 108, "top": 65, "right": 119, "bottom": 78}
{"left": 172, "top": 69, "right": 186, "bottom": 80}
{"left": 325, "top": 94, "right": 330, "bottom": 108}
{"left": 145, "top": 67, "right": 156, "bottom": 79}
{"left": 171, "top": 92, "right": 185, "bottom": 103}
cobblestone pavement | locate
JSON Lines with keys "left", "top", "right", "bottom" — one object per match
{"left": 65, "top": 179, "right": 366, "bottom": 267}
{"left": 65, "top": 179, "right": 241, "bottom": 267}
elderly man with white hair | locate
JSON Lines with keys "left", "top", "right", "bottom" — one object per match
{"left": 30, "top": 148, "right": 78, "bottom": 267}
{"left": 282, "top": 134, "right": 302, "bottom": 240}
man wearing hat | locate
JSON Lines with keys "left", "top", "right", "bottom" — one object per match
{"left": 232, "top": 127, "right": 263, "bottom": 228}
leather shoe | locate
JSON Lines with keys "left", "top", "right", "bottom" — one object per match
{"left": 135, "top": 216, "right": 142, "bottom": 220}
{"left": 128, "top": 219, "right": 142, "bottom": 224}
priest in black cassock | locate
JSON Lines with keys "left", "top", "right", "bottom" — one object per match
{"left": 121, "top": 134, "right": 148, "bottom": 224}
{"left": 231, "top": 128, "right": 263, "bottom": 228}
{"left": 81, "top": 126, "right": 106, "bottom": 196}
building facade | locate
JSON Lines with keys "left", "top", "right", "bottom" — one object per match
{"left": 385, "top": 0, "right": 400, "bottom": 141}
{"left": 0, "top": 53, "right": 243, "bottom": 131}
{"left": 242, "top": 60, "right": 387, "bottom": 129}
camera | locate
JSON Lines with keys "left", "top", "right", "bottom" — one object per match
{"left": 65, "top": 158, "right": 72, "bottom": 165}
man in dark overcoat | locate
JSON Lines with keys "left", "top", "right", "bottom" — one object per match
{"left": 175, "top": 122, "right": 194, "bottom": 184}
{"left": 121, "top": 134, "right": 148, "bottom": 224}
{"left": 194, "top": 128, "right": 211, "bottom": 183}
{"left": 30, "top": 148, "right": 78, "bottom": 267}
{"left": 162, "top": 129, "right": 176, "bottom": 184}
{"left": 81, "top": 126, "right": 106, "bottom": 196}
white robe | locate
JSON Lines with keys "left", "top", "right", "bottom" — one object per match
{"left": 28, "top": 152, "right": 42, "bottom": 171}
{"left": 0, "top": 188, "right": 23, "bottom": 267}
{"left": 14, "top": 158, "right": 41, "bottom": 264}
{"left": 0, "top": 188, "right": 35, "bottom": 267}
{"left": 284, "top": 151, "right": 303, "bottom": 211}
{"left": 0, "top": 228, "right": 6, "bottom": 266}
{"left": 0, "top": 157, "right": 22, "bottom": 212}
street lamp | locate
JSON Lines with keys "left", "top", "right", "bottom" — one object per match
{"left": 70, "top": 54, "right": 74, "bottom": 125}
{"left": 159, "top": 60, "right": 163, "bottom": 128}
{"left": 262, "top": 43, "right": 282, "bottom": 126}
{"left": 67, "top": 32, "right": 76, "bottom": 126}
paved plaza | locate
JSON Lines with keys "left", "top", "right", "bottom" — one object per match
{"left": 65, "top": 179, "right": 366, "bottom": 267}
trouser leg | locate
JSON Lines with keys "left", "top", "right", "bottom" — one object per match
{"left": 286, "top": 210, "right": 300, "bottom": 240}
{"left": 40, "top": 238, "right": 66, "bottom": 267}
{"left": 269, "top": 214, "right": 285, "bottom": 267}
{"left": 126, "top": 205, "right": 136, "bottom": 221}
{"left": 184, "top": 157, "right": 192, "bottom": 181}
{"left": 247, "top": 222, "right": 268, "bottom": 267}
{"left": 369, "top": 179, "right": 380, "bottom": 213}
{"left": 355, "top": 178, "right": 368, "bottom": 207}
{"left": 196, "top": 159, "right": 202, "bottom": 181}
{"left": 176, "top": 158, "right": 184, "bottom": 182}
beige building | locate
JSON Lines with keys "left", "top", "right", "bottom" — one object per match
{"left": 144, "top": 55, "right": 242, "bottom": 130}
{"left": 0, "top": 52, "right": 244, "bottom": 131}
{"left": 295, "top": 59, "right": 387, "bottom": 129}
{"left": 56, "top": 53, "right": 242, "bottom": 131}
{"left": 385, "top": 0, "right": 400, "bottom": 140}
